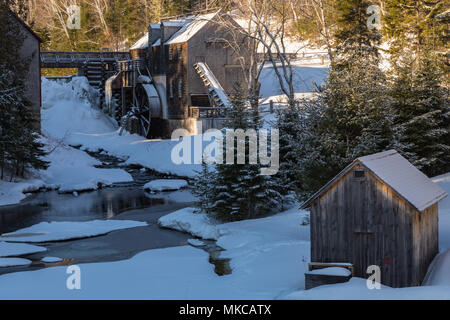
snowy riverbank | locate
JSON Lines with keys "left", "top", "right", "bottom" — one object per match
{"left": 0, "top": 173, "right": 448, "bottom": 299}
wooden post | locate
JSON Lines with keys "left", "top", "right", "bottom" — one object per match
{"left": 270, "top": 100, "right": 274, "bottom": 114}
{"left": 321, "top": 56, "right": 325, "bottom": 65}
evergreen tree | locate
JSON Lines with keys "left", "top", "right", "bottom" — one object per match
{"left": 194, "top": 87, "right": 281, "bottom": 222}
{"left": 295, "top": 0, "right": 393, "bottom": 199}
{"left": 191, "top": 161, "right": 215, "bottom": 214}
{"left": 391, "top": 50, "right": 450, "bottom": 177}
{"left": 384, "top": 0, "right": 448, "bottom": 58}
{"left": 274, "top": 102, "right": 303, "bottom": 198}
{"left": 334, "top": 0, "right": 382, "bottom": 67}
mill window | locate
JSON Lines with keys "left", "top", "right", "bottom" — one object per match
{"left": 168, "top": 46, "right": 173, "bottom": 60}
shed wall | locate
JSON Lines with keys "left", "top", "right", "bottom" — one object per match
{"left": 412, "top": 203, "right": 439, "bottom": 285}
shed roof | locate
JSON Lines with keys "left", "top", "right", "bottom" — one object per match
{"left": 301, "top": 150, "right": 448, "bottom": 212}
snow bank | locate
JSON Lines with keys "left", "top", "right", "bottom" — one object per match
{"left": 306, "top": 267, "right": 351, "bottom": 277}
{"left": 65, "top": 132, "right": 203, "bottom": 177}
{"left": 0, "top": 246, "right": 236, "bottom": 299}
{"left": 159, "top": 207, "right": 311, "bottom": 298}
{"left": 0, "top": 137, "right": 133, "bottom": 205}
{"left": 0, "top": 258, "right": 31, "bottom": 268}
{"left": 41, "top": 257, "right": 62, "bottom": 263}
{"left": 0, "top": 220, "right": 147, "bottom": 243}
{"left": 0, "top": 179, "right": 46, "bottom": 206}
{"left": 41, "top": 77, "right": 116, "bottom": 141}
{"left": 0, "top": 242, "right": 47, "bottom": 257}
{"left": 158, "top": 208, "right": 222, "bottom": 240}
{"left": 284, "top": 277, "right": 450, "bottom": 300}
{"left": 187, "top": 239, "right": 205, "bottom": 247}
{"left": 40, "top": 137, "right": 133, "bottom": 193}
{"left": 433, "top": 173, "right": 450, "bottom": 251}
{"left": 259, "top": 63, "right": 328, "bottom": 99}
{"left": 143, "top": 179, "right": 188, "bottom": 192}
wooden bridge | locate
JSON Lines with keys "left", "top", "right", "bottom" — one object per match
{"left": 41, "top": 51, "right": 131, "bottom": 105}
{"left": 40, "top": 51, "right": 130, "bottom": 69}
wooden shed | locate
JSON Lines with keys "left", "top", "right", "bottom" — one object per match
{"left": 301, "top": 150, "right": 448, "bottom": 288}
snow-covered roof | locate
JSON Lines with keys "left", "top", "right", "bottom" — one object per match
{"left": 130, "top": 33, "right": 149, "bottom": 50}
{"left": 165, "top": 12, "right": 218, "bottom": 45}
{"left": 162, "top": 19, "right": 191, "bottom": 27}
{"left": 301, "top": 150, "right": 448, "bottom": 212}
{"left": 152, "top": 38, "right": 161, "bottom": 47}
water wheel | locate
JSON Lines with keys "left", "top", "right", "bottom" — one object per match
{"left": 131, "top": 83, "right": 152, "bottom": 138}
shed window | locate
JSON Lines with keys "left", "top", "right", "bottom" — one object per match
{"left": 354, "top": 170, "right": 365, "bottom": 178}
{"left": 168, "top": 46, "right": 173, "bottom": 60}
{"left": 177, "top": 45, "right": 182, "bottom": 58}
{"left": 169, "top": 83, "right": 174, "bottom": 98}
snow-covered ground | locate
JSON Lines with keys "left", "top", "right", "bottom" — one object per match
{"left": 0, "top": 220, "right": 147, "bottom": 243}
{"left": 0, "top": 77, "right": 134, "bottom": 206}
{"left": 143, "top": 179, "right": 188, "bottom": 192}
{"left": 0, "top": 179, "right": 46, "bottom": 206}
{"left": 0, "top": 242, "right": 47, "bottom": 257}
{"left": 0, "top": 206, "right": 309, "bottom": 299}
{"left": 41, "top": 137, "right": 133, "bottom": 193}
{"left": 0, "top": 258, "right": 32, "bottom": 268}
{"left": 158, "top": 208, "right": 225, "bottom": 240}
{"left": 41, "top": 77, "right": 116, "bottom": 140}
{"left": 259, "top": 62, "right": 328, "bottom": 104}
{"left": 2, "top": 51, "right": 448, "bottom": 300}
{"left": 0, "top": 175, "right": 448, "bottom": 299}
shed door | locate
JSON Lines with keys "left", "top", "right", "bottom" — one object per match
{"left": 351, "top": 169, "right": 377, "bottom": 278}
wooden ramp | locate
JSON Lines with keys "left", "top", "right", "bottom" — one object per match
{"left": 194, "top": 62, "right": 232, "bottom": 109}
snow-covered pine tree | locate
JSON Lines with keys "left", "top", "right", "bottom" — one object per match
{"left": 0, "top": 2, "right": 48, "bottom": 180}
{"left": 274, "top": 101, "right": 303, "bottom": 198}
{"left": 391, "top": 50, "right": 450, "bottom": 177}
{"left": 295, "top": 0, "right": 393, "bottom": 199}
{"left": 194, "top": 86, "right": 281, "bottom": 222}
{"left": 384, "top": 0, "right": 448, "bottom": 60}
{"left": 334, "top": 0, "right": 381, "bottom": 68}
{"left": 191, "top": 161, "right": 215, "bottom": 214}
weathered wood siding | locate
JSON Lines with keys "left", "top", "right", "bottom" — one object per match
{"left": 15, "top": 18, "right": 41, "bottom": 132}
{"left": 309, "top": 164, "right": 438, "bottom": 288}
{"left": 165, "top": 42, "right": 188, "bottom": 119}
{"left": 412, "top": 203, "right": 439, "bottom": 285}
{"left": 187, "top": 17, "right": 248, "bottom": 98}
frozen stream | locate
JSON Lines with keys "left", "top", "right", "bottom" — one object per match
{"left": 0, "top": 152, "right": 230, "bottom": 276}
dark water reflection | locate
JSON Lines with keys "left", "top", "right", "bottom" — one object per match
{"left": 0, "top": 187, "right": 178, "bottom": 234}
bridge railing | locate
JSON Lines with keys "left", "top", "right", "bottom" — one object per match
{"left": 40, "top": 51, "right": 131, "bottom": 66}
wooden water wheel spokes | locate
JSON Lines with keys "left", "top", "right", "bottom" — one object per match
{"left": 134, "top": 84, "right": 152, "bottom": 138}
